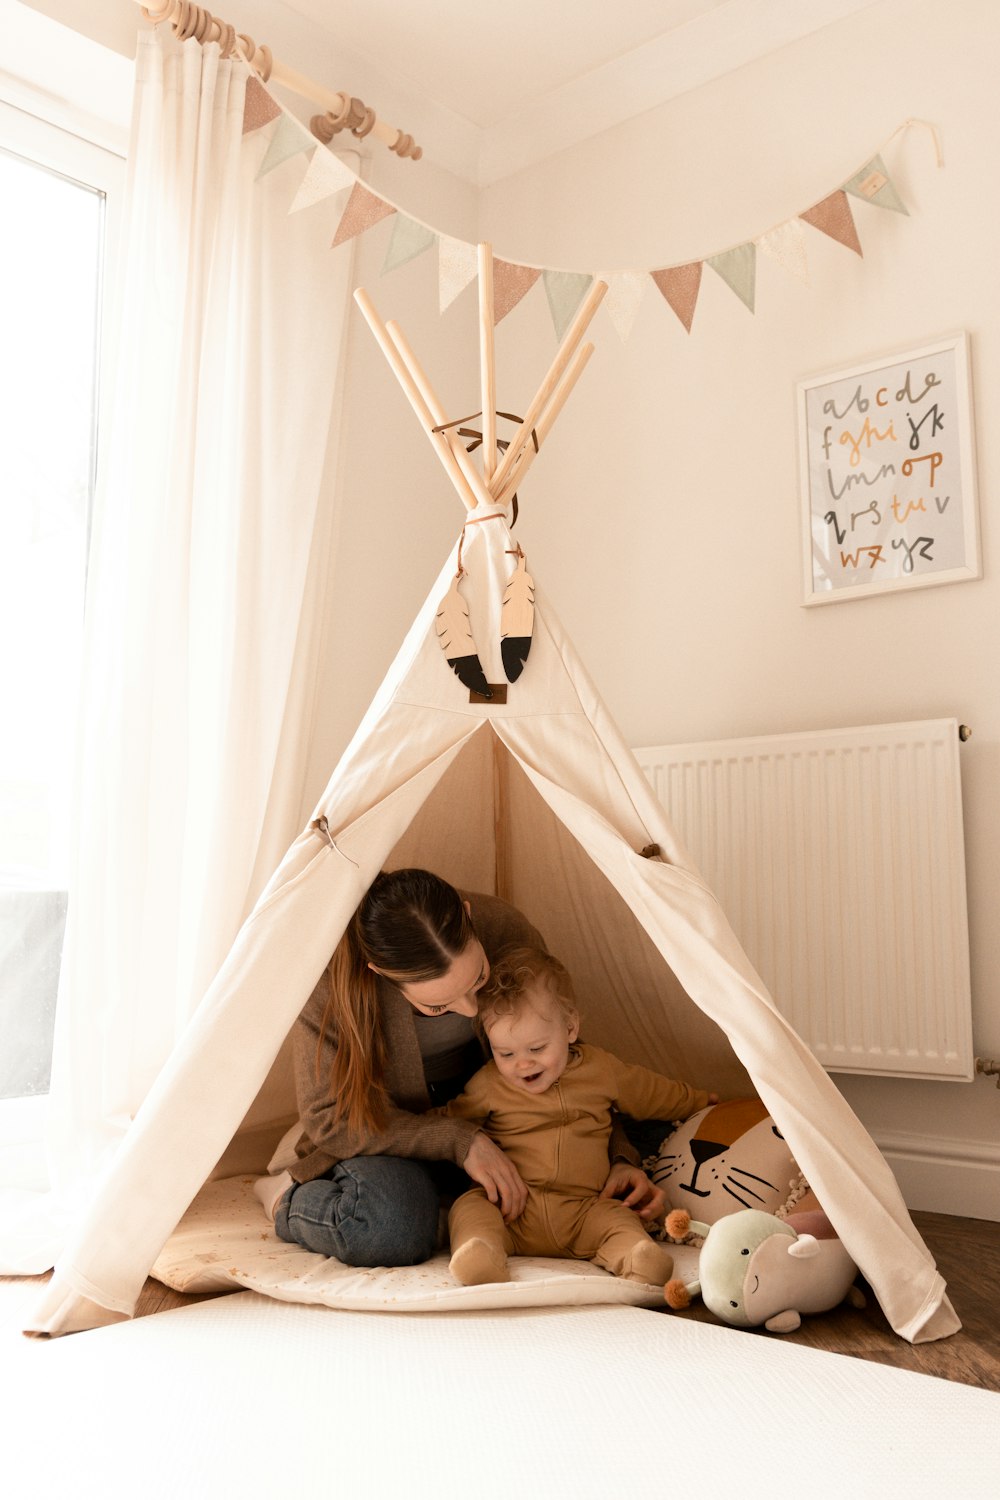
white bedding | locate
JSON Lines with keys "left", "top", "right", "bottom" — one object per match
{"left": 152, "top": 1173, "right": 699, "bottom": 1312}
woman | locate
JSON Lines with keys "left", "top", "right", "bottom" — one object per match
{"left": 262, "top": 868, "right": 663, "bottom": 1267}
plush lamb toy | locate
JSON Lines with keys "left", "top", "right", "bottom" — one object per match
{"left": 664, "top": 1207, "right": 865, "bottom": 1333}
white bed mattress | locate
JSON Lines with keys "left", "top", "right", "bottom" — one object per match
{"left": 3, "top": 1281, "right": 996, "bottom": 1499}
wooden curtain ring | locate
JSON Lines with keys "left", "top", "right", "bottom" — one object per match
{"left": 352, "top": 103, "right": 377, "bottom": 139}
{"left": 141, "top": 2, "right": 175, "bottom": 23}
{"left": 174, "top": 3, "right": 200, "bottom": 42}
{"left": 216, "top": 21, "right": 236, "bottom": 57}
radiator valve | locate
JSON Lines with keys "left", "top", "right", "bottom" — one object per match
{"left": 975, "top": 1057, "right": 1000, "bottom": 1089}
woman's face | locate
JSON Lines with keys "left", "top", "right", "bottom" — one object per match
{"left": 395, "top": 940, "right": 490, "bottom": 1019}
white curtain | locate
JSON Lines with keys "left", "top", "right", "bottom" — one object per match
{"left": 0, "top": 30, "right": 352, "bottom": 1269}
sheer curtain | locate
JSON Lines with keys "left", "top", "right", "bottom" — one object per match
{"left": 0, "top": 30, "right": 352, "bottom": 1269}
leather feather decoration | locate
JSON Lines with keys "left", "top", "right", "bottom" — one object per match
{"left": 500, "top": 549, "right": 535, "bottom": 683}
{"left": 435, "top": 574, "right": 492, "bottom": 698}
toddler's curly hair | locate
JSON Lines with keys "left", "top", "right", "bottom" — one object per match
{"left": 477, "top": 945, "right": 578, "bottom": 1037}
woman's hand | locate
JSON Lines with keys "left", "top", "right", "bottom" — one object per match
{"left": 598, "top": 1163, "right": 666, "bottom": 1222}
{"left": 463, "top": 1132, "right": 528, "bottom": 1222}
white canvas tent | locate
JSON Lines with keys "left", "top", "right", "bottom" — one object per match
{"left": 28, "top": 259, "right": 959, "bottom": 1342}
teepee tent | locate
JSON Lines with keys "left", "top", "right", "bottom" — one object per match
{"left": 28, "top": 252, "right": 958, "bottom": 1342}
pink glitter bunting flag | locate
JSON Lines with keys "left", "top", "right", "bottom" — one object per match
{"left": 493, "top": 260, "right": 541, "bottom": 322}
{"left": 331, "top": 183, "right": 396, "bottom": 249}
{"left": 242, "top": 75, "right": 282, "bottom": 135}
{"left": 800, "top": 190, "right": 863, "bottom": 257}
{"left": 650, "top": 262, "right": 703, "bottom": 334}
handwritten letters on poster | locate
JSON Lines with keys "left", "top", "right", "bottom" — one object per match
{"left": 798, "top": 335, "right": 979, "bottom": 604}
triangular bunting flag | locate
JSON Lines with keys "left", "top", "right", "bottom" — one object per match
{"left": 256, "top": 112, "right": 313, "bottom": 180}
{"left": 542, "top": 270, "right": 593, "bottom": 340}
{"left": 756, "top": 219, "right": 810, "bottom": 284}
{"left": 604, "top": 272, "right": 648, "bottom": 342}
{"left": 650, "top": 262, "right": 703, "bottom": 334}
{"left": 439, "top": 237, "right": 479, "bottom": 313}
{"left": 494, "top": 260, "right": 542, "bottom": 323}
{"left": 382, "top": 215, "right": 437, "bottom": 275}
{"left": 289, "top": 147, "right": 357, "bottom": 214}
{"left": 843, "top": 154, "right": 909, "bottom": 215}
{"left": 800, "top": 191, "right": 863, "bottom": 256}
{"left": 331, "top": 183, "right": 396, "bottom": 249}
{"left": 242, "top": 75, "right": 282, "bottom": 135}
{"left": 706, "top": 244, "right": 756, "bottom": 313}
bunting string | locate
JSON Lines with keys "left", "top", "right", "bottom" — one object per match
{"left": 240, "top": 56, "right": 942, "bottom": 343}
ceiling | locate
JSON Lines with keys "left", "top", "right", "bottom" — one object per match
{"left": 280, "top": 0, "right": 887, "bottom": 183}
{"left": 12, "top": 0, "right": 888, "bottom": 183}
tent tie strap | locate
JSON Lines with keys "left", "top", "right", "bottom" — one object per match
{"left": 310, "top": 816, "right": 335, "bottom": 848}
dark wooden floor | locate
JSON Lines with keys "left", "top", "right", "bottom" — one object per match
{"left": 7, "top": 1211, "right": 1000, "bottom": 1391}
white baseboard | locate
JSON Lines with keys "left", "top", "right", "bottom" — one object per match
{"left": 876, "top": 1129, "right": 1000, "bottom": 1221}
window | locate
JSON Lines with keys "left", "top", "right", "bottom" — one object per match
{"left": 0, "top": 100, "right": 123, "bottom": 1131}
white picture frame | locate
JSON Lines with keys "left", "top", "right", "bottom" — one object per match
{"left": 797, "top": 332, "right": 980, "bottom": 605}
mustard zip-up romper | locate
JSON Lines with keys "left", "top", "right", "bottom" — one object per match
{"left": 443, "top": 1043, "right": 709, "bottom": 1280}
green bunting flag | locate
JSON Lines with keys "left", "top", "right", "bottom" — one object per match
{"left": 843, "top": 155, "right": 909, "bottom": 215}
{"left": 706, "top": 244, "right": 757, "bottom": 313}
{"left": 542, "top": 270, "right": 593, "bottom": 339}
{"left": 256, "top": 113, "right": 314, "bottom": 181}
{"left": 382, "top": 215, "right": 437, "bottom": 275}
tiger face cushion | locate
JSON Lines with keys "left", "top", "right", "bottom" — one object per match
{"left": 651, "top": 1098, "right": 803, "bottom": 1226}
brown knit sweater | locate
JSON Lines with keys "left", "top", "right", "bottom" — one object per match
{"left": 289, "top": 891, "right": 545, "bottom": 1182}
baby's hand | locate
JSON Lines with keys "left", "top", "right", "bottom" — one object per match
{"left": 599, "top": 1163, "right": 665, "bottom": 1222}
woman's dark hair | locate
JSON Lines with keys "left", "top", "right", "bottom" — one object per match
{"left": 318, "top": 870, "right": 476, "bottom": 1135}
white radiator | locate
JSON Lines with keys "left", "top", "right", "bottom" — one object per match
{"left": 633, "top": 719, "right": 974, "bottom": 1081}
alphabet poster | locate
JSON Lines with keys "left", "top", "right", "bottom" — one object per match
{"left": 798, "top": 334, "right": 980, "bottom": 604}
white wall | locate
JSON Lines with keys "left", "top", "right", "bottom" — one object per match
{"left": 476, "top": 0, "right": 1000, "bottom": 1215}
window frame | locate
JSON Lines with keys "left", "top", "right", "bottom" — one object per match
{"left": 0, "top": 93, "right": 125, "bottom": 1168}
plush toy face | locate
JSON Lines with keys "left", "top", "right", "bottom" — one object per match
{"left": 652, "top": 1099, "right": 802, "bottom": 1225}
{"left": 698, "top": 1210, "right": 796, "bottom": 1328}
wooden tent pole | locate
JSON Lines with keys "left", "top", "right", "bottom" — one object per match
{"left": 490, "top": 278, "right": 607, "bottom": 498}
{"left": 478, "top": 244, "right": 498, "bottom": 484}
{"left": 354, "top": 288, "right": 477, "bottom": 512}
{"left": 386, "top": 321, "right": 493, "bottom": 512}
{"left": 495, "top": 342, "right": 595, "bottom": 510}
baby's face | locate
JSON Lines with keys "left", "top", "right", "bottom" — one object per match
{"left": 485, "top": 982, "right": 579, "bottom": 1095}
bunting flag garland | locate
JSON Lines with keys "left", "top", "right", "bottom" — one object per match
{"left": 494, "top": 260, "right": 542, "bottom": 322}
{"left": 706, "top": 244, "right": 756, "bottom": 313}
{"left": 799, "top": 190, "right": 863, "bottom": 256}
{"left": 242, "top": 74, "right": 282, "bottom": 135}
{"left": 382, "top": 214, "right": 437, "bottom": 274}
{"left": 756, "top": 219, "right": 809, "bottom": 284}
{"left": 332, "top": 183, "right": 396, "bottom": 249}
{"left": 604, "top": 271, "right": 648, "bottom": 341}
{"left": 237, "top": 60, "right": 936, "bottom": 342}
{"left": 844, "top": 154, "right": 909, "bottom": 215}
{"left": 288, "top": 146, "right": 356, "bottom": 213}
{"left": 256, "top": 112, "right": 315, "bottom": 180}
{"left": 651, "top": 263, "right": 703, "bottom": 334}
{"left": 439, "top": 236, "right": 479, "bottom": 312}
{"left": 542, "top": 270, "right": 594, "bottom": 340}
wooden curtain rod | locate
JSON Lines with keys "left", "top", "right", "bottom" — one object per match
{"left": 136, "top": 1, "right": 422, "bottom": 160}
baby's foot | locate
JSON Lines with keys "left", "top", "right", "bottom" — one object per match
{"left": 449, "top": 1237, "right": 511, "bottom": 1286}
{"left": 621, "top": 1238, "right": 674, "bottom": 1285}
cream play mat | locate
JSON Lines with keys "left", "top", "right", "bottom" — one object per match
{"left": 152, "top": 1175, "right": 699, "bottom": 1312}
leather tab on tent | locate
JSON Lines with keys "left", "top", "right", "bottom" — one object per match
{"left": 799, "top": 190, "right": 863, "bottom": 256}
{"left": 470, "top": 683, "right": 508, "bottom": 704}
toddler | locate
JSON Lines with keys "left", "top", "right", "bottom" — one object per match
{"left": 441, "top": 945, "right": 713, "bottom": 1286}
